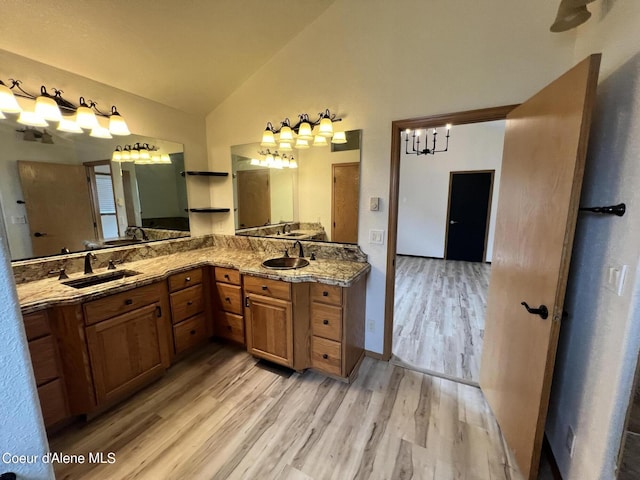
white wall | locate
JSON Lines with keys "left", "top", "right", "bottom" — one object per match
{"left": 546, "top": 1, "right": 640, "bottom": 479}
{"left": 0, "top": 198, "right": 53, "bottom": 479}
{"left": 397, "top": 121, "right": 505, "bottom": 261}
{"left": 297, "top": 147, "right": 360, "bottom": 241}
{"left": 205, "top": 0, "right": 576, "bottom": 353}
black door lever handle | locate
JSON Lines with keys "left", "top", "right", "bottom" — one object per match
{"left": 520, "top": 302, "right": 549, "bottom": 319}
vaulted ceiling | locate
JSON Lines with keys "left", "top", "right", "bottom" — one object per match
{"left": 0, "top": 0, "right": 336, "bottom": 115}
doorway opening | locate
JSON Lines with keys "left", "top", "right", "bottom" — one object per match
{"left": 392, "top": 114, "right": 508, "bottom": 384}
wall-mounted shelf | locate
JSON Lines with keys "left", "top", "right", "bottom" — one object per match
{"left": 181, "top": 171, "right": 229, "bottom": 177}
{"left": 185, "top": 208, "right": 231, "bottom": 213}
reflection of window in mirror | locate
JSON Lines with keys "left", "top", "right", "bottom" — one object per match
{"left": 85, "top": 160, "right": 119, "bottom": 241}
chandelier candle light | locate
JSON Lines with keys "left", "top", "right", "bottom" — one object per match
{"left": 0, "top": 78, "right": 131, "bottom": 138}
{"left": 404, "top": 124, "right": 452, "bottom": 156}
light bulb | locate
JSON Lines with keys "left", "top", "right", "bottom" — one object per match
{"left": 17, "top": 111, "right": 49, "bottom": 127}
{"left": 90, "top": 126, "right": 112, "bottom": 139}
{"left": 331, "top": 131, "right": 347, "bottom": 144}
{"left": 289, "top": 159, "right": 298, "bottom": 169}
{"left": 261, "top": 125, "right": 277, "bottom": 147}
{"left": 35, "top": 95, "right": 62, "bottom": 122}
{"left": 279, "top": 141, "right": 293, "bottom": 152}
{"left": 0, "top": 83, "right": 22, "bottom": 113}
{"left": 57, "top": 116, "right": 83, "bottom": 133}
{"left": 76, "top": 105, "right": 99, "bottom": 130}
{"left": 313, "top": 135, "right": 328, "bottom": 147}
{"left": 109, "top": 112, "right": 131, "bottom": 136}
{"left": 279, "top": 125, "right": 294, "bottom": 142}
{"left": 295, "top": 138, "right": 310, "bottom": 149}
{"left": 297, "top": 121, "right": 313, "bottom": 140}
{"left": 318, "top": 116, "right": 333, "bottom": 138}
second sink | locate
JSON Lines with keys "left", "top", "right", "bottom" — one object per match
{"left": 262, "top": 257, "right": 310, "bottom": 270}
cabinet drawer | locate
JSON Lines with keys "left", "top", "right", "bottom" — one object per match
{"left": 174, "top": 314, "right": 208, "bottom": 355}
{"left": 23, "top": 310, "right": 51, "bottom": 341}
{"left": 215, "top": 283, "right": 243, "bottom": 315}
{"left": 216, "top": 311, "right": 245, "bottom": 344}
{"left": 29, "top": 336, "right": 60, "bottom": 386}
{"left": 243, "top": 276, "right": 291, "bottom": 300}
{"left": 38, "top": 379, "right": 68, "bottom": 427}
{"left": 311, "top": 336, "right": 342, "bottom": 376}
{"left": 84, "top": 283, "right": 162, "bottom": 326}
{"left": 168, "top": 268, "right": 203, "bottom": 293}
{"left": 170, "top": 284, "right": 204, "bottom": 324}
{"left": 311, "top": 303, "right": 343, "bottom": 342}
{"left": 311, "top": 283, "right": 342, "bottom": 306}
{"left": 214, "top": 267, "right": 241, "bottom": 286}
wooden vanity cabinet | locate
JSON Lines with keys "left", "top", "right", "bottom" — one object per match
{"left": 213, "top": 267, "right": 245, "bottom": 345}
{"left": 23, "top": 309, "right": 70, "bottom": 428}
{"left": 83, "top": 282, "right": 171, "bottom": 406}
{"left": 168, "top": 268, "right": 211, "bottom": 356}
{"left": 243, "top": 276, "right": 309, "bottom": 370}
{"left": 309, "top": 275, "right": 366, "bottom": 381}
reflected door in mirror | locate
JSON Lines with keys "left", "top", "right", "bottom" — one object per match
{"left": 237, "top": 169, "right": 271, "bottom": 228}
{"left": 18, "top": 161, "right": 97, "bottom": 257}
{"left": 332, "top": 163, "right": 360, "bottom": 243}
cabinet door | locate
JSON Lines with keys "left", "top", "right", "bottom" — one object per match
{"left": 86, "top": 303, "right": 165, "bottom": 405}
{"left": 246, "top": 294, "right": 292, "bottom": 367}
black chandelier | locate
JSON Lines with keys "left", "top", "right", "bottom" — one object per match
{"left": 404, "top": 124, "right": 451, "bottom": 156}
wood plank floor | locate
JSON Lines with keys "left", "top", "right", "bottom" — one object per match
{"left": 393, "top": 256, "right": 491, "bottom": 384}
{"left": 50, "top": 343, "right": 522, "bottom": 480}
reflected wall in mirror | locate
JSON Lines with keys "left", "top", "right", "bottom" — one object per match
{"left": 0, "top": 117, "right": 188, "bottom": 261}
{"left": 231, "top": 130, "right": 361, "bottom": 244}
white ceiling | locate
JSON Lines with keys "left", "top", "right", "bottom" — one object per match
{"left": 0, "top": 0, "right": 336, "bottom": 116}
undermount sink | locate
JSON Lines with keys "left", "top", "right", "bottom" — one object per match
{"left": 282, "top": 232, "right": 306, "bottom": 237}
{"left": 62, "top": 270, "right": 141, "bottom": 289}
{"left": 262, "top": 257, "right": 310, "bottom": 270}
{"left": 103, "top": 239, "right": 143, "bottom": 246}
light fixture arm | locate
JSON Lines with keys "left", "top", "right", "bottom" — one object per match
{"left": 404, "top": 126, "right": 451, "bottom": 156}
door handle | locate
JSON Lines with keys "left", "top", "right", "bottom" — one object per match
{"left": 34, "top": 232, "right": 48, "bottom": 237}
{"left": 520, "top": 302, "right": 548, "bottom": 319}
{"left": 449, "top": 220, "right": 459, "bottom": 225}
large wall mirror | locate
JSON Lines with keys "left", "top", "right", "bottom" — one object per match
{"left": 230, "top": 130, "right": 361, "bottom": 244}
{"left": 0, "top": 117, "right": 188, "bottom": 261}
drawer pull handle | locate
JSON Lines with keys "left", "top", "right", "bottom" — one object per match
{"left": 187, "top": 301, "right": 193, "bottom": 306}
{"left": 225, "top": 297, "right": 231, "bottom": 303}
{"left": 185, "top": 277, "right": 191, "bottom": 282}
{"left": 224, "top": 274, "right": 230, "bottom": 279}
{"left": 322, "top": 354, "right": 329, "bottom": 359}
{"left": 190, "top": 330, "right": 196, "bottom": 335}
{"left": 261, "top": 285, "right": 268, "bottom": 291}
{"left": 322, "top": 291, "right": 329, "bottom": 297}
{"left": 323, "top": 319, "right": 329, "bottom": 325}
{"left": 125, "top": 299, "right": 133, "bottom": 305}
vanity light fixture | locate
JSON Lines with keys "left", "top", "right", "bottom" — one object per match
{"left": 256, "top": 149, "right": 297, "bottom": 170}
{"left": 259, "top": 109, "right": 345, "bottom": 150}
{"left": 112, "top": 143, "right": 171, "bottom": 165}
{"left": 404, "top": 124, "right": 452, "bottom": 156}
{"left": 0, "top": 78, "right": 131, "bottom": 137}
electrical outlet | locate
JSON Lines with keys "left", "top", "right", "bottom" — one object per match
{"left": 605, "top": 264, "right": 628, "bottom": 296}
{"left": 11, "top": 215, "right": 26, "bottom": 224}
{"left": 367, "top": 318, "right": 375, "bottom": 332}
{"left": 566, "top": 425, "right": 576, "bottom": 457}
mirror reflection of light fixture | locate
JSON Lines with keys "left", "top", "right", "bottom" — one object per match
{"left": 550, "top": 0, "right": 597, "bottom": 32}
{"left": 0, "top": 78, "right": 130, "bottom": 137}
{"left": 256, "top": 149, "right": 297, "bottom": 170}
{"left": 112, "top": 143, "right": 172, "bottom": 164}
{"left": 259, "top": 109, "right": 345, "bottom": 149}
{"left": 404, "top": 124, "right": 452, "bottom": 156}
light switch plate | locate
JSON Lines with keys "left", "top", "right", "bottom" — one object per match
{"left": 369, "top": 196, "right": 380, "bottom": 211}
{"left": 369, "top": 229, "right": 384, "bottom": 245}
{"left": 605, "top": 264, "right": 628, "bottom": 296}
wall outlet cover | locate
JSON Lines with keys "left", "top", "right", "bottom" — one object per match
{"left": 369, "top": 229, "right": 384, "bottom": 245}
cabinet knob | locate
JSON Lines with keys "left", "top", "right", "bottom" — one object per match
{"left": 322, "top": 354, "right": 329, "bottom": 359}
{"left": 125, "top": 299, "right": 133, "bottom": 305}
{"left": 225, "top": 297, "right": 231, "bottom": 303}
{"left": 187, "top": 301, "right": 193, "bottom": 306}
{"left": 261, "top": 285, "right": 268, "bottom": 291}
{"left": 323, "top": 319, "right": 329, "bottom": 325}
{"left": 224, "top": 274, "right": 230, "bottom": 279}
{"left": 322, "top": 291, "right": 329, "bottom": 297}
{"left": 190, "top": 330, "right": 196, "bottom": 335}
{"left": 185, "top": 277, "right": 191, "bottom": 282}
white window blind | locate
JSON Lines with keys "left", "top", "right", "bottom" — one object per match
{"left": 95, "top": 175, "right": 116, "bottom": 214}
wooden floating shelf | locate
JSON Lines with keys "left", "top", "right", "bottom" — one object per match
{"left": 181, "top": 171, "right": 229, "bottom": 177}
{"left": 185, "top": 208, "right": 231, "bottom": 213}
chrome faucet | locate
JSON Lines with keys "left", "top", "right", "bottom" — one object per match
{"left": 130, "top": 226, "right": 149, "bottom": 241}
{"left": 293, "top": 240, "right": 304, "bottom": 258}
{"left": 84, "top": 252, "right": 97, "bottom": 274}
{"left": 282, "top": 223, "right": 292, "bottom": 234}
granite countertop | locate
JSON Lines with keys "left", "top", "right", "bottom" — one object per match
{"left": 17, "top": 247, "right": 370, "bottom": 314}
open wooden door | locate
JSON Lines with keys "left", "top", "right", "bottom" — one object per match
{"left": 18, "top": 160, "right": 97, "bottom": 257}
{"left": 237, "top": 169, "right": 271, "bottom": 228}
{"left": 480, "top": 54, "right": 600, "bottom": 479}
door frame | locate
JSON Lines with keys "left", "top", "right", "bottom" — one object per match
{"left": 444, "top": 169, "right": 495, "bottom": 262}
{"left": 331, "top": 162, "right": 360, "bottom": 242}
{"left": 383, "top": 105, "right": 518, "bottom": 360}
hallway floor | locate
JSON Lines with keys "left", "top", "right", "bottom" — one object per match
{"left": 393, "top": 256, "right": 491, "bottom": 384}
